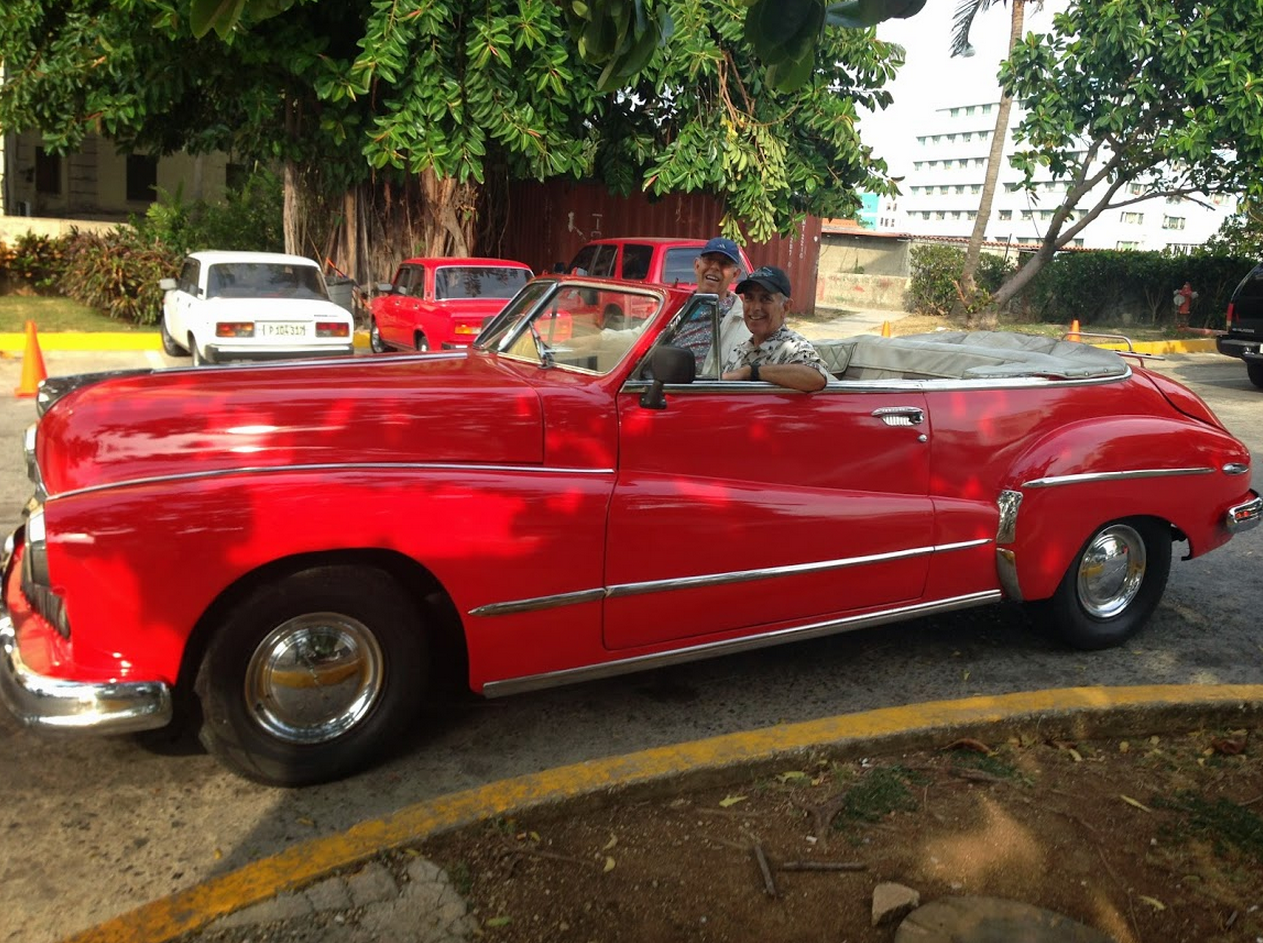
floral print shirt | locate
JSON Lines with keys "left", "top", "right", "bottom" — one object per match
{"left": 723, "top": 325, "right": 832, "bottom": 383}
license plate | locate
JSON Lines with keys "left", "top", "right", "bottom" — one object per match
{"left": 259, "top": 323, "right": 308, "bottom": 337}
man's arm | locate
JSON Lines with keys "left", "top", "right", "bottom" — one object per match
{"left": 722, "top": 363, "right": 827, "bottom": 392}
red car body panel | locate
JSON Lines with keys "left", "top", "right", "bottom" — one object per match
{"left": 3, "top": 276, "right": 1258, "bottom": 731}
{"left": 371, "top": 257, "right": 532, "bottom": 351}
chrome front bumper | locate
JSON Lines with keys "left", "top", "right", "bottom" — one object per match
{"left": 0, "top": 539, "right": 172, "bottom": 735}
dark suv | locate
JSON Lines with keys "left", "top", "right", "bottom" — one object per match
{"left": 562, "top": 237, "right": 753, "bottom": 328}
{"left": 1217, "top": 262, "right": 1263, "bottom": 389}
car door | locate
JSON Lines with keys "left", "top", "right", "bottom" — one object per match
{"left": 603, "top": 309, "right": 933, "bottom": 650}
{"left": 165, "top": 258, "right": 201, "bottom": 343}
{"left": 379, "top": 264, "right": 420, "bottom": 347}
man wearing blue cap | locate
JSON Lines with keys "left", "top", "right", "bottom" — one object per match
{"left": 673, "top": 237, "right": 750, "bottom": 371}
{"left": 721, "top": 265, "right": 830, "bottom": 392}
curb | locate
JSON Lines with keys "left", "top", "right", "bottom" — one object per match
{"left": 60, "top": 683, "right": 1263, "bottom": 943}
{"left": 0, "top": 331, "right": 375, "bottom": 354}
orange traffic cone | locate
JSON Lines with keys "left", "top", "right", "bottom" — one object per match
{"left": 880, "top": 320, "right": 892, "bottom": 337}
{"left": 15, "top": 320, "right": 47, "bottom": 398}
{"left": 1068, "top": 318, "right": 1081, "bottom": 340}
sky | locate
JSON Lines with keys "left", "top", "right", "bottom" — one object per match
{"left": 858, "top": 0, "right": 1069, "bottom": 174}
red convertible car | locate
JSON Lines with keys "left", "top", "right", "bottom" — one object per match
{"left": 369, "top": 256, "right": 532, "bottom": 352}
{"left": 2, "top": 276, "right": 1259, "bottom": 786}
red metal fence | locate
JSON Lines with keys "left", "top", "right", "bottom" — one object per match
{"left": 497, "top": 179, "right": 823, "bottom": 314}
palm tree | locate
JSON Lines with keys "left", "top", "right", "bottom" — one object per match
{"left": 949, "top": 0, "right": 1039, "bottom": 322}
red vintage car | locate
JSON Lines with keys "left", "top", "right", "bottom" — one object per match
{"left": 369, "top": 256, "right": 532, "bottom": 352}
{"left": 2, "top": 276, "right": 1260, "bottom": 786}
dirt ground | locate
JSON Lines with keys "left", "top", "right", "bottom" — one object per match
{"left": 416, "top": 726, "right": 1263, "bottom": 943}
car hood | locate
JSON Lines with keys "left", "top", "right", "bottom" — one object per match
{"left": 200, "top": 297, "right": 352, "bottom": 320}
{"left": 34, "top": 353, "right": 545, "bottom": 495}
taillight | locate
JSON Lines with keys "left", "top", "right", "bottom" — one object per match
{"left": 453, "top": 321, "right": 481, "bottom": 336}
{"left": 1226, "top": 302, "right": 1236, "bottom": 329}
{"left": 216, "top": 322, "right": 255, "bottom": 337}
{"left": 317, "top": 323, "right": 350, "bottom": 338}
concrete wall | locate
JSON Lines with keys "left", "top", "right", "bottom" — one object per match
{"left": 815, "top": 232, "right": 910, "bottom": 311}
{"left": 0, "top": 215, "right": 118, "bottom": 244}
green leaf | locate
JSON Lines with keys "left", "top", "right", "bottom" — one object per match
{"left": 189, "top": 0, "right": 246, "bottom": 39}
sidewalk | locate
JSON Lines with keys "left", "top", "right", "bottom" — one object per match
{"left": 61, "top": 684, "right": 1263, "bottom": 943}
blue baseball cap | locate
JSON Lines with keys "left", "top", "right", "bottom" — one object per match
{"left": 698, "top": 237, "right": 742, "bottom": 265}
{"left": 736, "top": 265, "right": 792, "bottom": 298}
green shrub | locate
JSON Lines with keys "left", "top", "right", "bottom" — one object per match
{"left": 908, "top": 244, "right": 1018, "bottom": 317}
{"left": 0, "top": 232, "right": 70, "bottom": 292}
{"left": 137, "top": 171, "right": 284, "bottom": 257}
{"left": 59, "top": 229, "right": 181, "bottom": 325}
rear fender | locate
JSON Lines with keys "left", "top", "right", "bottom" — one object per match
{"left": 1002, "top": 417, "right": 1249, "bottom": 601}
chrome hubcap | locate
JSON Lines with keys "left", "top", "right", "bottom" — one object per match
{"left": 244, "top": 613, "right": 384, "bottom": 744}
{"left": 1075, "top": 524, "right": 1146, "bottom": 619}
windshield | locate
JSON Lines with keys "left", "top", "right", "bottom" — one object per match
{"left": 476, "top": 280, "right": 663, "bottom": 375}
{"left": 435, "top": 265, "right": 530, "bottom": 300}
{"left": 206, "top": 262, "right": 329, "bottom": 300}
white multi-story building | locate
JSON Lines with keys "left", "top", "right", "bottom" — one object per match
{"left": 879, "top": 99, "right": 1236, "bottom": 253}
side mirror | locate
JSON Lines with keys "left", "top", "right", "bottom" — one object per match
{"left": 375, "top": 282, "right": 394, "bottom": 295}
{"left": 640, "top": 345, "right": 696, "bottom": 410}
{"left": 158, "top": 278, "right": 177, "bottom": 292}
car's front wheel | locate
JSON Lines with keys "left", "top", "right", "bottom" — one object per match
{"left": 1034, "top": 517, "right": 1172, "bottom": 650}
{"left": 1246, "top": 361, "right": 1263, "bottom": 389}
{"left": 194, "top": 565, "right": 428, "bottom": 786}
{"left": 369, "top": 318, "right": 388, "bottom": 353}
{"left": 160, "top": 318, "right": 187, "bottom": 356}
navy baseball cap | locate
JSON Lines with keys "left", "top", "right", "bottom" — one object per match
{"left": 736, "top": 265, "right": 792, "bottom": 297}
{"left": 698, "top": 237, "right": 742, "bottom": 265}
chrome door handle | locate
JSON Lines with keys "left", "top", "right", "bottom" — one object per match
{"left": 871, "top": 406, "right": 924, "bottom": 426}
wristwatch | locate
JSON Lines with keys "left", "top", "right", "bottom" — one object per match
{"left": 750, "top": 363, "right": 761, "bottom": 382}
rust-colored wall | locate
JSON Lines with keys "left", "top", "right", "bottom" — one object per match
{"left": 498, "top": 179, "right": 822, "bottom": 314}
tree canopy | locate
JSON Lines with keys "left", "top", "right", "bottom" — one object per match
{"left": 0, "top": 0, "right": 908, "bottom": 247}
{"left": 987, "top": 0, "right": 1263, "bottom": 305}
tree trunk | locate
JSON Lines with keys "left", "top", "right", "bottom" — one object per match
{"left": 954, "top": 0, "right": 1026, "bottom": 324}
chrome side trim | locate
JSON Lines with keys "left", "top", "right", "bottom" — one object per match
{"left": 483, "top": 590, "right": 1003, "bottom": 697}
{"left": 469, "top": 539, "right": 991, "bottom": 617}
{"left": 996, "top": 490, "right": 1022, "bottom": 544}
{"left": 53, "top": 462, "right": 616, "bottom": 501}
{"left": 0, "top": 614, "right": 172, "bottom": 735}
{"left": 995, "top": 548, "right": 1022, "bottom": 602}
{"left": 1022, "top": 467, "right": 1213, "bottom": 489}
{"left": 620, "top": 369, "right": 1131, "bottom": 396}
{"left": 1226, "top": 494, "right": 1263, "bottom": 534}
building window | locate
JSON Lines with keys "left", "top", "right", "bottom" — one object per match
{"left": 1162, "top": 216, "right": 1186, "bottom": 230}
{"left": 998, "top": 210, "right": 1012, "bottom": 221}
{"left": 1128, "top": 183, "right": 1145, "bottom": 196}
{"left": 126, "top": 154, "right": 159, "bottom": 202}
{"left": 35, "top": 148, "right": 61, "bottom": 195}
{"left": 1121, "top": 212, "right": 1144, "bottom": 224}
{"left": 1117, "top": 241, "right": 1139, "bottom": 250}
{"left": 226, "top": 162, "right": 250, "bottom": 191}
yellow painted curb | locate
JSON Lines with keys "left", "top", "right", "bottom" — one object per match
{"left": 61, "top": 683, "right": 1263, "bottom": 943}
{"left": 1102, "top": 337, "right": 1219, "bottom": 355}
{"left": 0, "top": 332, "right": 162, "bottom": 352}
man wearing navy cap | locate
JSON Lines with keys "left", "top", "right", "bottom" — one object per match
{"left": 721, "top": 265, "right": 830, "bottom": 392}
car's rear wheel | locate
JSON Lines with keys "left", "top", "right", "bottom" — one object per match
{"left": 1246, "top": 361, "right": 1263, "bottom": 389}
{"left": 369, "top": 318, "right": 388, "bottom": 353}
{"left": 415, "top": 332, "right": 430, "bottom": 352}
{"left": 1034, "top": 517, "right": 1171, "bottom": 650}
{"left": 194, "top": 565, "right": 427, "bottom": 786}
{"left": 160, "top": 318, "right": 187, "bottom": 356}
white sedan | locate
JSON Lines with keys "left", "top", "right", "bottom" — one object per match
{"left": 159, "top": 251, "right": 356, "bottom": 365}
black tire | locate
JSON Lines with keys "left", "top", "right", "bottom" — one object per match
{"left": 1033, "top": 517, "right": 1172, "bottom": 651}
{"left": 415, "top": 332, "right": 430, "bottom": 352}
{"left": 600, "top": 304, "right": 626, "bottom": 331}
{"left": 194, "top": 566, "right": 427, "bottom": 786}
{"left": 160, "top": 318, "right": 187, "bottom": 356}
{"left": 1246, "top": 361, "right": 1263, "bottom": 389}
{"left": 369, "top": 318, "right": 388, "bottom": 353}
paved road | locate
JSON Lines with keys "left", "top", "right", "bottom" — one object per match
{"left": 1, "top": 344, "right": 1261, "bottom": 943}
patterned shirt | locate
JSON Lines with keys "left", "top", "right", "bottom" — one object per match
{"left": 723, "top": 325, "right": 832, "bottom": 383}
{"left": 673, "top": 294, "right": 748, "bottom": 375}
